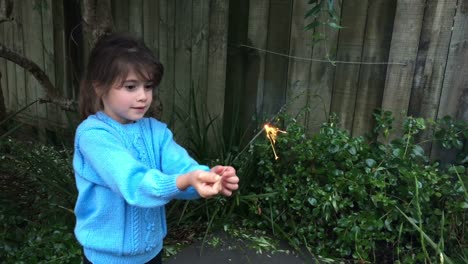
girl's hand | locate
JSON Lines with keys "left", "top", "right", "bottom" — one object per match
{"left": 177, "top": 170, "right": 222, "bottom": 198}
{"left": 211, "top": 166, "right": 239, "bottom": 197}
{"left": 190, "top": 170, "right": 222, "bottom": 198}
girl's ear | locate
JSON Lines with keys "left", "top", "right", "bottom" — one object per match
{"left": 91, "top": 82, "right": 104, "bottom": 111}
{"left": 92, "top": 82, "right": 106, "bottom": 98}
{"left": 92, "top": 82, "right": 100, "bottom": 95}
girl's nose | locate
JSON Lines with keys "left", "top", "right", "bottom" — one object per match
{"left": 137, "top": 87, "right": 147, "bottom": 101}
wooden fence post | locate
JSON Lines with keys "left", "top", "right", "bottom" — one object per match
{"left": 408, "top": 0, "right": 457, "bottom": 153}
{"left": 351, "top": 0, "right": 396, "bottom": 137}
{"left": 381, "top": 0, "right": 426, "bottom": 139}
{"left": 330, "top": 0, "right": 369, "bottom": 132}
{"left": 0, "top": 71, "right": 5, "bottom": 120}
{"left": 432, "top": 0, "right": 468, "bottom": 161}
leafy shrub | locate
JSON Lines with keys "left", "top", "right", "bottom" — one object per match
{"left": 248, "top": 111, "right": 467, "bottom": 263}
{"left": 0, "top": 139, "right": 81, "bottom": 263}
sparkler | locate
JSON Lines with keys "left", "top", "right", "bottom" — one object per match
{"left": 264, "top": 124, "right": 286, "bottom": 160}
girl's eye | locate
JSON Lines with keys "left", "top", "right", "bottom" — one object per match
{"left": 124, "top": 85, "right": 136, "bottom": 90}
{"left": 145, "top": 84, "right": 155, "bottom": 90}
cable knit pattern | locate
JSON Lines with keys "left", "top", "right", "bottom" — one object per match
{"left": 73, "top": 111, "right": 207, "bottom": 264}
{"left": 133, "top": 133, "right": 147, "bottom": 164}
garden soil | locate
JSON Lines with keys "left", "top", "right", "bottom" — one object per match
{"left": 166, "top": 231, "right": 311, "bottom": 264}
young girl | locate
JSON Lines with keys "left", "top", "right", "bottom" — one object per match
{"left": 73, "top": 33, "right": 239, "bottom": 264}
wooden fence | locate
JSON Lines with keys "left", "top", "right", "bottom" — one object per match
{"left": 0, "top": 0, "right": 467, "bottom": 158}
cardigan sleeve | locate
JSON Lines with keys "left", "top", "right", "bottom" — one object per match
{"left": 157, "top": 125, "right": 207, "bottom": 200}
{"left": 76, "top": 127, "right": 185, "bottom": 207}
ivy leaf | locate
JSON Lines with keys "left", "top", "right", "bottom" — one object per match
{"left": 411, "top": 145, "right": 425, "bottom": 157}
{"left": 328, "top": 144, "right": 339, "bottom": 153}
{"left": 449, "top": 165, "right": 465, "bottom": 174}
{"left": 461, "top": 156, "right": 468, "bottom": 164}
{"left": 392, "top": 148, "right": 402, "bottom": 157}
{"left": 366, "top": 159, "right": 377, "bottom": 168}
{"left": 308, "top": 197, "right": 317, "bottom": 206}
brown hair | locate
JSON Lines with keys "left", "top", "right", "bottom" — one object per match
{"left": 78, "top": 33, "right": 164, "bottom": 120}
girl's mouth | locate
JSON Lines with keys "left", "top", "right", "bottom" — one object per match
{"left": 132, "top": 106, "right": 146, "bottom": 112}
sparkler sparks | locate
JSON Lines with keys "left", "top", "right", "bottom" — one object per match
{"left": 264, "top": 124, "right": 286, "bottom": 160}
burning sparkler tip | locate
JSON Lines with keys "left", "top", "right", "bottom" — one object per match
{"left": 263, "top": 123, "right": 286, "bottom": 160}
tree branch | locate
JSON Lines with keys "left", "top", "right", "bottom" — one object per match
{"left": 0, "top": 42, "right": 76, "bottom": 111}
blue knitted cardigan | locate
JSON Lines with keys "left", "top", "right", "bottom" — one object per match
{"left": 73, "top": 112, "right": 205, "bottom": 263}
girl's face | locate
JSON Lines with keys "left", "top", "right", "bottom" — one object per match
{"left": 101, "top": 70, "right": 154, "bottom": 124}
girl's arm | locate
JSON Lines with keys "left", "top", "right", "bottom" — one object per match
{"left": 157, "top": 125, "right": 216, "bottom": 200}
{"left": 76, "top": 128, "right": 219, "bottom": 207}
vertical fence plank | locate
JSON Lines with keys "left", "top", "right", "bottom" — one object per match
{"left": 432, "top": 0, "right": 468, "bottom": 161}
{"left": 192, "top": 0, "right": 209, "bottom": 124}
{"left": 143, "top": 0, "right": 160, "bottom": 118}
{"left": 286, "top": 0, "right": 313, "bottom": 123}
{"left": 224, "top": 0, "right": 249, "bottom": 145}
{"left": 42, "top": 0, "right": 59, "bottom": 127}
{"left": 305, "top": 1, "right": 341, "bottom": 134}
{"left": 52, "top": 0, "right": 68, "bottom": 97}
{"left": 30, "top": 0, "right": 46, "bottom": 139}
{"left": 64, "top": 0, "right": 84, "bottom": 99}
{"left": 262, "top": 0, "right": 292, "bottom": 116}
{"left": 381, "top": 0, "right": 426, "bottom": 137}
{"left": 352, "top": 0, "right": 396, "bottom": 136}
{"left": 207, "top": 0, "right": 229, "bottom": 148}
{"left": 52, "top": 0, "right": 70, "bottom": 126}
{"left": 5, "top": 2, "right": 16, "bottom": 112}
{"left": 112, "top": 0, "right": 129, "bottom": 32}
{"left": 143, "top": 0, "right": 159, "bottom": 57}
{"left": 158, "top": 0, "right": 175, "bottom": 124}
{"left": 408, "top": 0, "right": 457, "bottom": 153}
{"left": 438, "top": 1, "right": 468, "bottom": 119}
{"left": 0, "top": 21, "right": 8, "bottom": 110}
{"left": 330, "top": 0, "right": 369, "bottom": 131}
{"left": 14, "top": 0, "right": 25, "bottom": 115}
{"left": 23, "top": 0, "right": 46, "bottom": 127}
{"left": 173, "top": 0, "right": 192, "bottom": 141}
{"left": 129, "top": 0, "right": 143, "bottom": 38}
{"left": 247, "top": 0, "right": 269, "bottom": 122}
{"left": 18, "top": 0, "right": 48, "bottom": 140}
{"left": 409, "top": 0, "right": 457, "bottom": 119}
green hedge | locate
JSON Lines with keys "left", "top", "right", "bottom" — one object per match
{"left": 248, "top": 111, "right": 467, "bottom": 263}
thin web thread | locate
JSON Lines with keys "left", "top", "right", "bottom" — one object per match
{"left": 238, "top": 44, "right": 408, "bottom": 66}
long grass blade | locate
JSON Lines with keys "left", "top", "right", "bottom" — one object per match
{"left": 395, "top": 206, "right": 454, "bottom": 264}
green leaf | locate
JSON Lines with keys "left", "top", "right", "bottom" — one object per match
{"left": 449, "top": 165, "right": 465, "bottom": 174}
{"left": 305, "top": 4, "right": 323, "bottom": 18}
{"left": 304, "top": 20, "right": 321, "bottom": 31}
{"left": 411, "top": 145, "right": 425, "bottom": 157}
{"left": 461, "top": 156, "right": 468, "bottom": 164}
{"left": 328, "top": 144, "right": 339, "bottom": 153}
{"left": 308, "top": 197, "right": 317, "bottom": 206}
{"left": 461, "top": 202, "right": 468, "bottom": 209}
{"left": 328, "top": 21, "right": 344, "bottom": 29}
{"left": 385, "top": 218, "right": 393, "bottom": 231}
{"left": 311, "top": 32, "right": 325, "bottom": 42}
{"left": 365, "top": 159, "right": 376, "bottom": 168}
